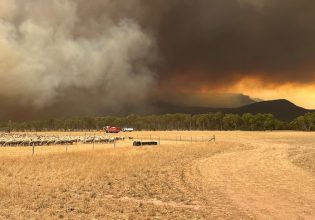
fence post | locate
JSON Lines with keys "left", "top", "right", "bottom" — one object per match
{"left": 32, "top": 144, "right": 35, "bottom": 156}
{"left": 93, "top": 133, "right": 95, "bottom": 150}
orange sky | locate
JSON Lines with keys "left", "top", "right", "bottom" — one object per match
{"left": 224, "top": 78, "right": 315, "bottom": 109}
{"left": 160, "top": 73, "right": 315, "bottom": 109}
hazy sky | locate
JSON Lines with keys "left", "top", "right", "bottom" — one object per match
{"left": 0, "top": 0, "right": 315, "bottom": 119}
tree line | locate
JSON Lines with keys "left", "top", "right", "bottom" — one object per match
{"left": 1, "top": 112, "right": 315, "bottom": 132}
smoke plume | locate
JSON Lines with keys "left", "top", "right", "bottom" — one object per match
{"left": 0, "top": 0, "right": 157, "bottom": 119}
{"left": 1, "top": 0, "right": 315, "bottom": 119}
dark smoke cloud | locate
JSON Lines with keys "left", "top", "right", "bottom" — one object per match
{"left": 1, "top": 0, "right": 315, "bottom": 119}
{"left": 151, "top": 0, "right": 315, "bottom": 88}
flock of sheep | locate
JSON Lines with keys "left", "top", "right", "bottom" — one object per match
{"left": 0, "top": 133, "right": 129, "bottom": 147}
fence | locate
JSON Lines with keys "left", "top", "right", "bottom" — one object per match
{"left": 133, "top": 134, "right": 216, "bottom": 143}
{"left": 0, "top": 134, "right": 216, "bottom": 157}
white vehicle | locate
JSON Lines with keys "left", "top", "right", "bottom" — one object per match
{"left": 122, "top": 128, "right": 134, "bottom": 132}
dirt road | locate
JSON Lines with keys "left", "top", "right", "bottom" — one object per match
{"left": 193, "top": 141, "right": 315, "bottom": 219}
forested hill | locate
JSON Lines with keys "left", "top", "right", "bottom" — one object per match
{"left": 155, "top": 99, "right": 314, "bottom": 121}
{"left": 235, "top": 100, "right": 313, "bottom": 121}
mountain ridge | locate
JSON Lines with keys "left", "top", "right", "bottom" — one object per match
{"left": 154, "top": 99, "right": 314, "bottom": 121}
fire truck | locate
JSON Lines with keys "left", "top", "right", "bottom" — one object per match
{"left": 104, "top": 126, "right": 121, "bottom": 133}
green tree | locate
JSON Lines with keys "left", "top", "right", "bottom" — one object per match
{"left": 223, "top": 114, "right": 241, "bottom": 130}
{"left": 242, "top": 113, "right": 255, "bottom": 130}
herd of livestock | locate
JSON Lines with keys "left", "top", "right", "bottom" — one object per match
{"left": 0, "top": 133, "right": 130, "bottom": 147}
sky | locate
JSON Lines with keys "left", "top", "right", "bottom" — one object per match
{"left": 0, "top": 0, "right": 315, "bottom": 119}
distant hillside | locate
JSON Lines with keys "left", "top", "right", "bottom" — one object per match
{"left": 234, "top": 99, "right": 313, "bottom": 121}
{"left": 154, "top": 99, "right": 314, "bottom": 121}
{"left": 156, "top": 92, "right": 257, "bottom": 108}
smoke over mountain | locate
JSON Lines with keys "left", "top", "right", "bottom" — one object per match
{"left": 1, "top": 0, "right": 315, "bottom": 119}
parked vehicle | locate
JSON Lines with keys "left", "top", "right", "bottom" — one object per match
{"left": 123, "top": 128, "right": 134, "bottom": 132}
{"left": 104, "top": 126, "right": 121, "bottom": 133}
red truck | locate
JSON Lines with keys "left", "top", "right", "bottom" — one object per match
{"left": 104, "top": 126, "right": 121, "bottom": 133}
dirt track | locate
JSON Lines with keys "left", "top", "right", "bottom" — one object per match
{"left": 0, "top": 131, "right": 314, "bottom": 219}
{"left": 194, "top": 142, "right": 315, "bottom": 219}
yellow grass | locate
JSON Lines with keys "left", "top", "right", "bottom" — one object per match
{"left": 0, "top": 131, "right": 314, "bottom": 219}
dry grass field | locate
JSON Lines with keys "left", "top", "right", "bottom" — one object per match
{"left": 0, "top": 131, "right": 314, "bottom": 219}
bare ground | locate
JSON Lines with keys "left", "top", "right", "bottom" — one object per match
{"left": 0, "top": 131, "right": 314, "bottom": 219}
{"left": 195, "top": 144, "right": 315, "bottom": 219}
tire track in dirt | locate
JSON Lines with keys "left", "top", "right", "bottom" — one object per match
{"left": 194, "top": 143, "right": 315, "bottom": 219}
{"left": 102, "top": 194, "right": 209, "bottom": 210}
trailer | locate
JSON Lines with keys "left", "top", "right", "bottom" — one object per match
{"left": 133, "top": 141, "right": 158, "bottom": 147}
